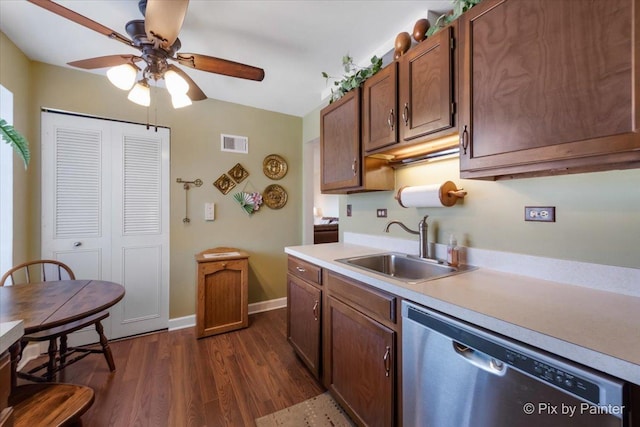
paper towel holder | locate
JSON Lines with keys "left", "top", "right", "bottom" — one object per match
{"left": 395, "top": 181, "right": 467, "bottom": 208}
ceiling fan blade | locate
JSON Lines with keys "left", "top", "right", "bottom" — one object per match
{"left": 68, "top": 55, "right": 142, "bottom": 70}
{"left": 27, "top": 0, "right": 134, "bottom": 47}
{"left": 144, "top": 0, "right": 189, "bottom": 50}
{"left": 175, "top": 53, "right": 265, "bottom": 82}
{"left": 167, "top": 65, "right": 207, "bottom": 101}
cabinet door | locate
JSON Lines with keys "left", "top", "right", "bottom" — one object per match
{"left": 196, "top": 259, "right": 248, "bottom": 338}
{"left": 459, "top": 0, "right": 640, "bottom": 179}
{"left": 320, "top": 88, "right": 361, "bottom": 192}
{"left": 363, "top": 62, "right": 398, "bottom": 153}
{"left": 399, "top": 26, "right": 454, "bottom": 142}
{"left": 287, "top": 274, "right": 322, "bottom": 379}
{"left": 327, "top": 296, "right": 395, "bottom": 427}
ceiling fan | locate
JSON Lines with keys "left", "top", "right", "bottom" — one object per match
{"left": 27, "top": 0, "right": 265, "bottom": 108}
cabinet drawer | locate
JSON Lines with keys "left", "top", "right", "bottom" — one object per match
{"left": 326, "top": 271, "right": 396, "bottom": 324}
{"left": 288, "top": 257, "right": 322, "bottom": 286}
{"left": 0, "top": 352, "right": 10, "bottom": 415}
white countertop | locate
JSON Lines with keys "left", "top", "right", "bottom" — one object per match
{"left": 285, "top": 241, "right": 640, "bottom": 386}
{"left": 0, "top": 320, "right": 24, "bottom": 354}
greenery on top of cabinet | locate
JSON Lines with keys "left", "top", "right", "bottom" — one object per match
{"left": 322, "top": 54, "right": 383, "bottom": 103}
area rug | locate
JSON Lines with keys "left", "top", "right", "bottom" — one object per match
{"left": 255, "top": 392, "right": 355, "bottom": 427}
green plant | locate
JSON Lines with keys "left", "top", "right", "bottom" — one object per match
{"left": 426, "top": 0, "right": 483, "bottom": 37}
{"left": 322, "top": 54, "right": 383, "bottom": 103}
{"left": 0, "top": 118, "right": 30, "bottom": 168}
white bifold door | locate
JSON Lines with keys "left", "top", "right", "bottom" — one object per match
{"left": 41, "top": 111, "right": 170, "bottom": 341}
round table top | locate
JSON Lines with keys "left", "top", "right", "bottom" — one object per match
{"left": 0, "top": 280, "right": 125, "bottom": 334}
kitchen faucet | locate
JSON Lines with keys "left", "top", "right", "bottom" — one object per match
{"left": 384, "top": 215, "right": 430, "bottom": 259}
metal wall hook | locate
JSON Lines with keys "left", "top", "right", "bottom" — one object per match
{"left": 176, "top": 178, "right": 202, "bottom": 223}
{"left": 176, "top": 178, "right": 203, "bottom": 190}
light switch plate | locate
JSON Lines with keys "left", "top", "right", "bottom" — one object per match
{"left": 204, "top": 203, "right": 215, "bottom": 221}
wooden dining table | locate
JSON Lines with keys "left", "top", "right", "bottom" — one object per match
{"left": 0, "top": 280, "right": 125, "bottom": 389}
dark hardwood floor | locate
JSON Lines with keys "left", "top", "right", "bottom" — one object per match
{"left": 20, "top": 308, "right": 325, "bottom": 426}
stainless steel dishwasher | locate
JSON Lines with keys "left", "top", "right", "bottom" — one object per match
{"left": 402, "top": 301, "right": 630, "bottom": 427}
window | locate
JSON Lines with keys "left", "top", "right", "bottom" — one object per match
{"left": 0, "top": 85, "right": 14, "bottom": 274}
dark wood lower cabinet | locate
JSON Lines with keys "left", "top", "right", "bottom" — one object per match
{"left": 287, "top": 274, "right": 322, "bottom": 379}
{"left": 326, "top": 296, "right": 395, "bottom": 427}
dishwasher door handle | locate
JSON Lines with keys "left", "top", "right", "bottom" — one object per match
{"left": 453, "top": 341, "right": 506, "bottom": 376}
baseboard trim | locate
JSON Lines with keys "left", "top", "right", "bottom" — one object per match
{"left": 248, "top": 297, "right": 287, "bottom": 315}
{"left": 167, "top": 297, "right": 288, "bottom": 331}
{"left": 18, "top": 342, "right": 44, "bottom": 370}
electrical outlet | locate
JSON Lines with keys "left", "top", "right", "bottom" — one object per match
{"left": 347, "top": 204, "right": 352, "bottom": 217}
{"left": 525, "top": 206, "right": 556, "bottom": 222}
{"left": 376, "top": 208, "right": 387, "bottom": 218}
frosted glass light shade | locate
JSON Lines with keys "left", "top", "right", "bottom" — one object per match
{"left": 127, "top": 81, "right": 150, "bottom": 106}
{"left": 107, "top": 64, "right": 137, "bottom": 90}
{"left": 164, "top": 70, "right": 189, "bottom": 95}
{"left": 171, "top": 92, "right": 192, "bottom": 109}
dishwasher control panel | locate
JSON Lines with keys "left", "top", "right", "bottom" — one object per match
{"left": 504, "top": 349, "right": 599, "bottom": 404}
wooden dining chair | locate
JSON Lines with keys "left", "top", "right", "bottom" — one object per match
{"left": 0, "top": 260, "right": 116, "bottom": 382}
{"left": 9, "top": 383, "right": 95, "bottom": 427}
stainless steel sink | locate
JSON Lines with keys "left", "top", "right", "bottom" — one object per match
{"left": 336, "top": 252, "right": 476, "bottom": 284}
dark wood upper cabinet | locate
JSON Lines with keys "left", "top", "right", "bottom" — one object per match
{"left": 458, "top": 0, "right": 640, "bottom": 179}
{"left": 321, "top": 89, "right": 361, "bottom": 192}
{"left": 363, "top": 26, "right": 458, "bottom": 158}
{"left": 399, "top": 25, "right": 455, "bottom": 143}
{"left": 320, "top": 88, "right": 394, "bottom": 194}
{"left": 363, "top": 62, "right": 399, "bottom": 152}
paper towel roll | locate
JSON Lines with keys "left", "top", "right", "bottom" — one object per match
{"left": 395, "top": 181, "right": 466, "bottom": 208}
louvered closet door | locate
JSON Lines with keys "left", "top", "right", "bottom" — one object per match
{"left": 41, "top": 112, "right": 169, "bottom": 340}
{"left": 110, "top": 122, "right": 169, "bottom": 338}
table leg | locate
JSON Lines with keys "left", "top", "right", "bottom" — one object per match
{"left": 8, "top": 342, "right": 20, "bottom": 392}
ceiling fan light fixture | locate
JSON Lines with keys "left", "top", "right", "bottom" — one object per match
{"left": 164, "top": 69, "right": 190, "bottom": 95}
{"left": 128, "top": 80, "right": 151, "bottom": 107}
{"left": 171, "top": 92, "right": 192, "bottom": 109}
{"left": 107, "top": 63, "right": 138, "bottom": 90}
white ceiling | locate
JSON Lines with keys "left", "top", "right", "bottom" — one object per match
{"left": 0, "top": 0, "right": 453, "bottom": 117}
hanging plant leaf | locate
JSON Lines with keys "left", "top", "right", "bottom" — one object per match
{"left": 0, "top": 118, "right": 30, "bottom": 169}
{"left": 322, "top": 54, "right": 383, "bottom": 103}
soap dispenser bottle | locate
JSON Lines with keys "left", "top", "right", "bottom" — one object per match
{"left": 447, "top": 234, "right": 459, "bottom": 267}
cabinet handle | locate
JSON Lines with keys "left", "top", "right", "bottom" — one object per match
{"left": 383, "top": 346, "right": 391, "bottom": 377}
{"left": 460, "top": 125, "right": 469, "bottom": 155}
{"left": 402, "top": 103, "right": 409, "bottom": 126}
{"left": 351, "top": 158, "right": 358, "bottom": 176}
{"left": 312, "top": 300, "right": 319, "bottom": 321}
{"left": 387, "top": 109, "right": 395, "bottom": 130}
{"left": 73, "top": 241, "right": 82, "bottom": 247}
{"left": 295, "top": 266, "right": 306, "bottom": 273}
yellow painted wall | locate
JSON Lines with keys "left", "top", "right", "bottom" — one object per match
{"left": 302, "top": 111, "right": 640, "bottom": 270}
{"left": 2, "top": 32, "right": 303, "bottom": 318}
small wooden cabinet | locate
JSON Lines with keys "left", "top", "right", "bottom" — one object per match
{"left": 458, "top": 0, "right": 640, "bottom": 179}
{"left": 320, "top": 88, "right": 394, "bottom": 194}
{"left": 323, "top": 270, "right": 399, "bottom": 427}
{"left": 287, "top": 256, "right": 323, "bottom": 379}
{"left": 195, "top": 248, "right": 249, "bottom": 338}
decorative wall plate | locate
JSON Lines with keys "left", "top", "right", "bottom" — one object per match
{"left": 263, "top": 154, "right": 288, "bottom": 180}
{"left": 263, "top": 184, "right": 288, "bottom": 209}
{"left": 228, "top": 163, "right": 249, "bottom": 183}
{"left": 213, "top": 174, "right": 236, "bottom": 195}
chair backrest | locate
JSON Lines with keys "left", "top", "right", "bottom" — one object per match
{"left": 0, "top": 260, "right": 75, "bottom": 286}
